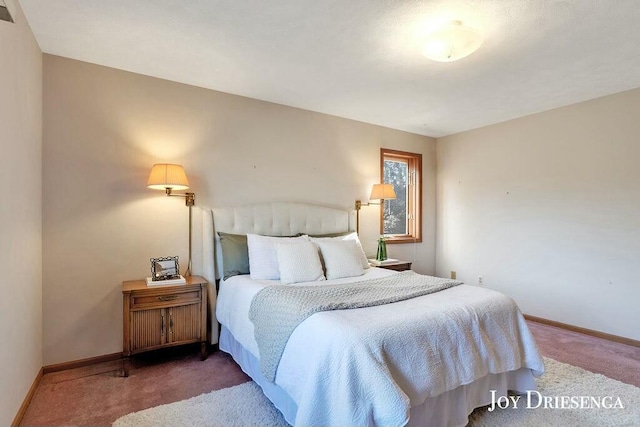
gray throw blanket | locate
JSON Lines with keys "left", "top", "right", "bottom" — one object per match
{"left": 249, "top": 271, "right": 462, "bottom": 382}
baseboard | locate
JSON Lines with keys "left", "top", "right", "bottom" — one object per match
{"left": 524, "top": 314, "right": 640, "bottom": 348}
{"left": 42, "top": 352, "right": 123, "bottom": 374}
{"left": 11, "top": 367, "right": 43, "bottom": 427}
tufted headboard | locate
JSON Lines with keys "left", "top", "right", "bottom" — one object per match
{"left": 201, "top": 202, "right": 354, "bottom": 343}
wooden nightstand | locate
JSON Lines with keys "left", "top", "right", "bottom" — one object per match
{"left": 371, "top": 260, "right": 412, "bottom": 271}
{"left": 122, "top": 275, "right": 208, "bottom": 377}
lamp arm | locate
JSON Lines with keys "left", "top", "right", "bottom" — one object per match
{"left": 355, "top": 200, "right": 383, "bottom": 210}
{"left": 354, "top": 199, "right": 383, "bottom": 234}
{"left": 164, "top": 187, "right": 195, "bottom": 206}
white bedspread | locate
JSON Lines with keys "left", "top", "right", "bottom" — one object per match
{"left": 216, "top": 269, "right": 544, "bottom": 427}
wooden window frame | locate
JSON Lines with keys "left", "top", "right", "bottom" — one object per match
{"left": 380, "top": 148, "right": 422, "bottom": 244}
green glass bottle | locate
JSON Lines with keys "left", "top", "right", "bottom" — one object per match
{"left": 376, "top": 236, "right": 387, "bottom": 261}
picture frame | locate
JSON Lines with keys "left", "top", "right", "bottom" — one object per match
{"left": 150, "top": 256, "right": 180, "bottom": 281}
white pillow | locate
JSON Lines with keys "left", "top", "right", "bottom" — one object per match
{"left": 275, "top": 241, "right": 325, "bottom": 285}
{"left": 310, "top": 232, "right": 369, "bottom": 269}
{"left": 247, "top": 234, "right": 308, "bottom": 280}
{"left": 315, "top": 239, "right": 365, "bottom": 280}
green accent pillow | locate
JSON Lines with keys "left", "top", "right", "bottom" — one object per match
{"left": 218, "top": 232, "right": 250, "bottom": 280}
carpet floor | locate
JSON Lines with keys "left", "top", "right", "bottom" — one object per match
{"left": 20, "top": 321, "right": 640, "bottom": 426}
{"left": 112, "top": 357, "right": 640, "bottom": 427}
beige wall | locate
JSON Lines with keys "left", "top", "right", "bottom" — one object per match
{"left": 0, "top": 0, "right": 42, "bottom": 424}
{"left": 437, "top": 88, "right": 640, "bottom": 341}
{"left": 42, "top": 55, "right": 436, "bottom": 365}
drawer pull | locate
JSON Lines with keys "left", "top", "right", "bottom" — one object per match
{"left": 157, "top": 295, "right": 178, "bottom": 302}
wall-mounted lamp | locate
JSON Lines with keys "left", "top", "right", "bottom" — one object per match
{"left": 147, "top": 163, "right": 195, "bottom": 276}
{"left": 355, "top": 183, "right": 397, "bottom": 234}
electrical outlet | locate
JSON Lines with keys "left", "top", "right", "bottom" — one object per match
{"left": 478, "top": 276, "right": 483, "bottom": 286}
{"left": 450, "top": 271, "right": 456, "bottom": 280}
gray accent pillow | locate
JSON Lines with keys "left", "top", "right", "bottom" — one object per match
{"left": 308, "top": 231, "right": 353, "bottom": 238}
{"left": 218, "top": 232, "right": 250, "bottom": 281}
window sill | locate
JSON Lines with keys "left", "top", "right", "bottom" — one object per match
{"left": 385, "top": 236, "right": 422, "bottom": 244}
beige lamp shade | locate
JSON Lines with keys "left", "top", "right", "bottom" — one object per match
{"left": 370, "top": 183, "right": 396, "bottom": 200}
{"left": 147, "top": 164, "right": 190, "bottom": 190}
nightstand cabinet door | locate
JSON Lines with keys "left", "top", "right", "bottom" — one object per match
{"left": 131, "top": 308, "right": 167, "bottom": 352}
{"left": 168, "top": 304, "right": 201, "bottom": 344}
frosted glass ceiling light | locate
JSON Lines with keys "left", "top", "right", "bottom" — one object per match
{"left": 422, "top": 20, "right": 483, "bottom": 62}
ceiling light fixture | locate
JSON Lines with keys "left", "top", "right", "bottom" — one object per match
{"left": 422, "top": 20, "right": 483, "bottom": 62}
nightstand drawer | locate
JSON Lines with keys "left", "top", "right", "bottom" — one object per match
{"left": 370, "top": 261, "right": 412, "bottom": 271}
{"left": 130, "top": 289, "right": 201, "bottom": 310}
{"left": 380, "top": 263, "right": 412, "bottom": 271}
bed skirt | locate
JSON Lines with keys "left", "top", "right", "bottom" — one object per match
{"left": 219, "top": 326, "right": 537, "bottom": 427}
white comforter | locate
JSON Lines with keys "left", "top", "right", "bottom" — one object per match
{"left": 217, "top": 268, "right": 544, "bottom": 426}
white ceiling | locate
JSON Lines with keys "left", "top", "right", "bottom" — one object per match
{"left": 19, "top": 0, "right": 640, "bottom": 137}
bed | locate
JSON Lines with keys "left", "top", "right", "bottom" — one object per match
{"left": 199, "top": 202, "right": 544, "bottom": 427}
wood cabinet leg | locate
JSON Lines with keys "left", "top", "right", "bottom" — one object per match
{"left": 122, "top": 356, "right": 130, "bottom": 377}
{"left": 200, "top": 342, "right": 208, "bottom": 361}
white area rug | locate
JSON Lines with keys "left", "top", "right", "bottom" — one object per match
{"left": 113, "top": 358, "right": 640, "bottom": 427}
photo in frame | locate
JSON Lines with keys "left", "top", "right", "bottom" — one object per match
{"left": 150, "top": 256, "right": 180, "bottom": 281}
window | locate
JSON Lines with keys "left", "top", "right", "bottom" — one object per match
{"left": 380, "top": 148, "right": 422, "bottom": 243}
